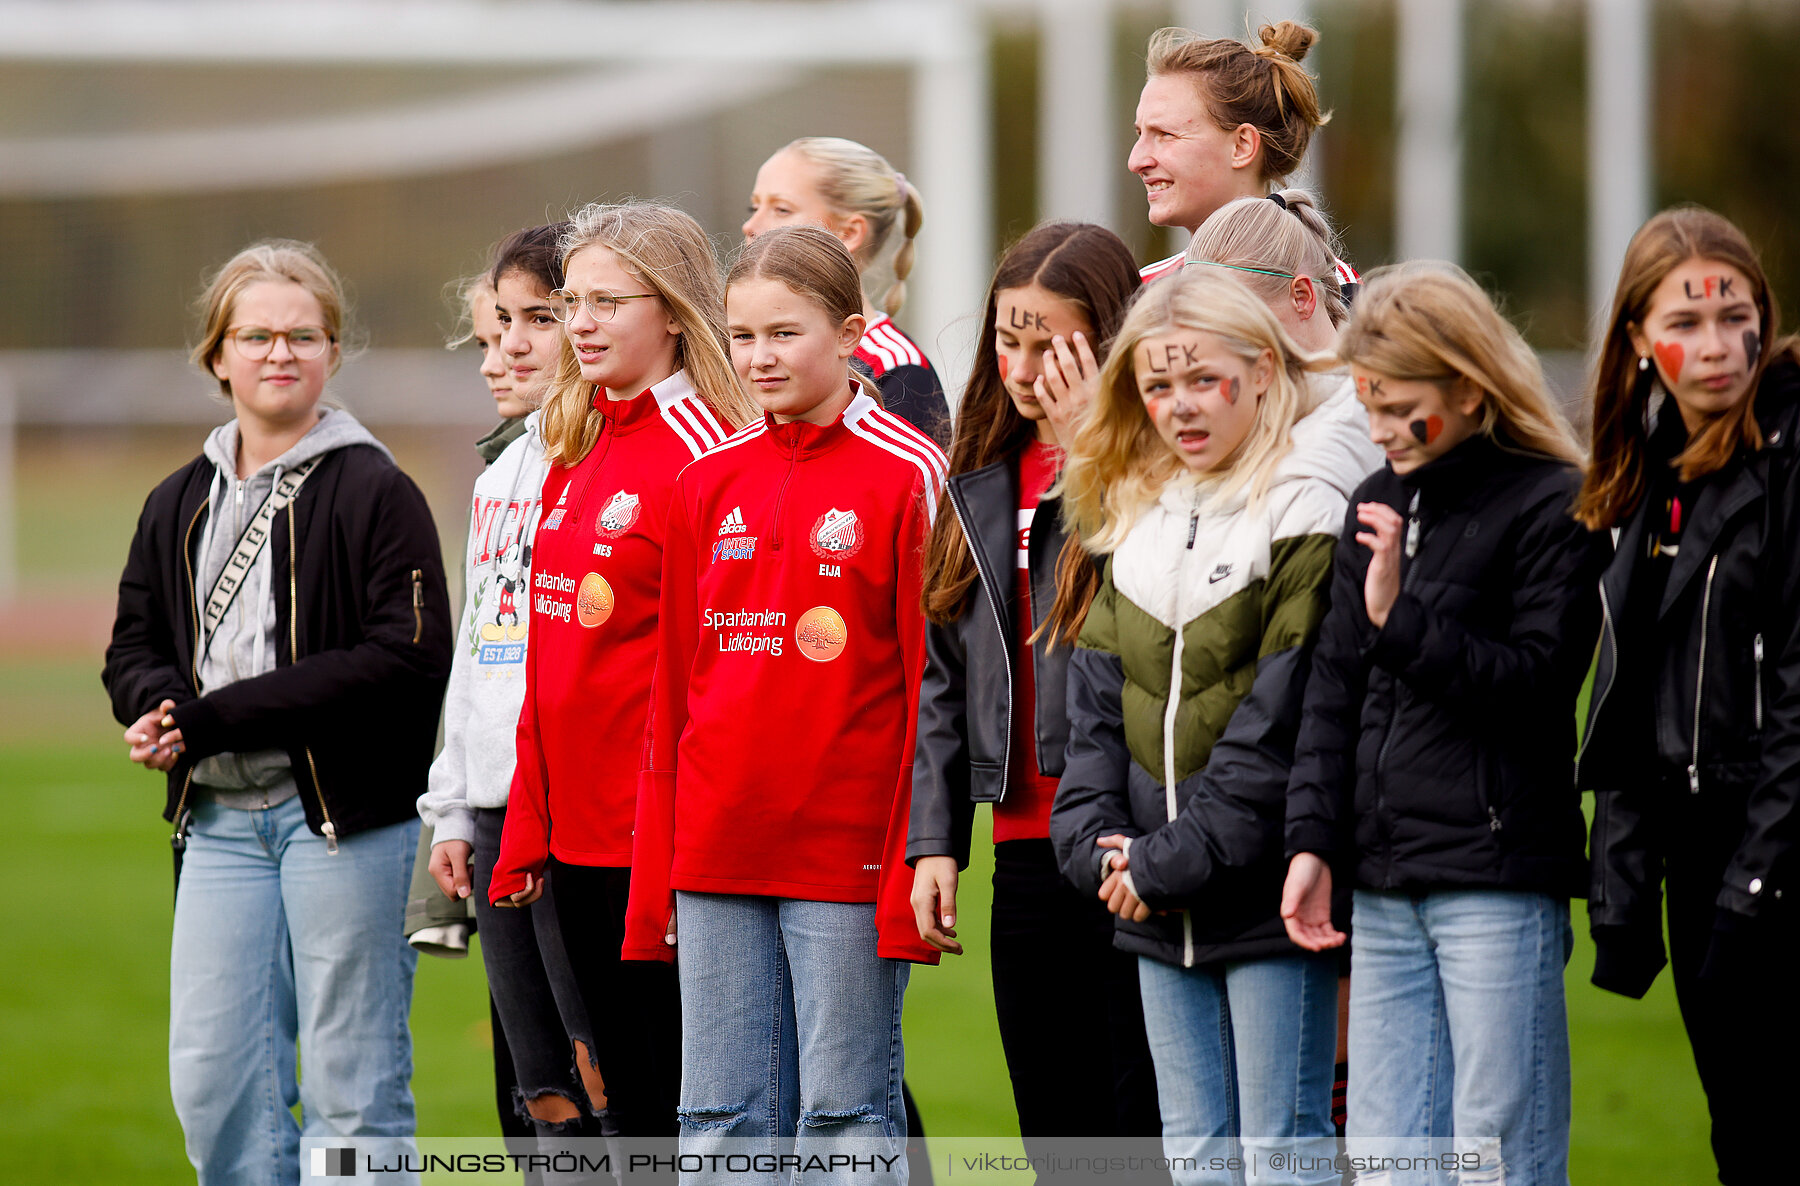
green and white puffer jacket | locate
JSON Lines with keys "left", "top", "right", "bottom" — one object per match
{"left": 1050, "top": 375, "right": 1380, "bottom": 967}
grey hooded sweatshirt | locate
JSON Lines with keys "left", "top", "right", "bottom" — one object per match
{"left": 190, "top": 408, "right": 393, "bottom": 809}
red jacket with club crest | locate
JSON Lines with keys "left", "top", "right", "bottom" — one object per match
{"left": 623, "top": 386, "right": 946, "bottom": 964}
{"left": 490, "top": 372, "right": 732, "bottom": 900}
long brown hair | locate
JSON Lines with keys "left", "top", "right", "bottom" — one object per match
{"left": 539, "top": 201, "right": 756, "bottom": 467}
{"left": 918, "top": 222, "right": 1141, "bottom": 625}
{"left": 1576, "top": 206, "right": 1797, "bottom": 529}
{"left": 1146, "top": 20, "right": 1329, "bottom": 187}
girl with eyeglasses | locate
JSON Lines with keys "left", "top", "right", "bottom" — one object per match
{"left": 103, "top": 240, "right": 453, "bottom": 1182}
{"left": 743, "top": 136, "right": 949, "bottom": 445}
{"left": 485, "top": 202, "right": 759, "bottom": 1142}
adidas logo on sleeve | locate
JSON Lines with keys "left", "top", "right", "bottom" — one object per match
{"left": 718, "top": 506, "right": 748, "bottom": 536}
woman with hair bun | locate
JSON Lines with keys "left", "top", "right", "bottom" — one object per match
{"left": 1130, "top": 21, "right": 1356, "bottom": 292}
{"left": 743, "top": 135, "right": 949, "bottom": 443}
{"left": 104, "top": 239, "right": 453, "bottom": 1182}
{"left": 1577, "top": 206, "right": 1800, "bottom": 1185}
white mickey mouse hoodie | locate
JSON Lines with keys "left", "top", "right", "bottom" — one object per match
{"left": 416, "top": 412, "right": 548, "bottom": 847}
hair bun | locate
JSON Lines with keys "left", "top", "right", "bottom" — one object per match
{"left": 1257, "top": 20, "right": 1316, "bottom": 63}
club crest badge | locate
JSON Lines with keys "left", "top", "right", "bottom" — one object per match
{"left": 810, "top": 507, "right": 864, "bottom": 560}
{"left": 595, "top": 491, "right": 641, "bottom": 538}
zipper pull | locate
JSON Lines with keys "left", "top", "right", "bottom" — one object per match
{"left": 1404, "top": 491, "right": 1421, "bottom": 558}
{"left": 1687, "top": 764, "right": 1700, "bottom": 795}
{"left": 412, "top": 570, "right": 423, "bottom": 611}
{"left": 1487, "top": 806, "right": 1503, "bottom": 832}
{"left": 322, "top": 820, "right": 339, "bottom": 855}
{"left": 1185, "top": 508, "right": 1199, "bottom": 549}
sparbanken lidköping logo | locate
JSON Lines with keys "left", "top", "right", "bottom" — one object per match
{"left": 576, "top": 572, "right": 614, "bottom": 628}
{"left": 795, "top": 606, "right": 848, "bottom": 662}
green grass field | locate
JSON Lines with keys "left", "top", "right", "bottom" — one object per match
{"left": 1, "top": 427, "right": 1717, "bottom": 1183}
{"left": 2, "top": 656, "right": 1713, "bottom": 1184}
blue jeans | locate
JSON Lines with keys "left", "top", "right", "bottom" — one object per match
{"left": 1347, "top": 890, "right": 1572, "bottom": 1186}
{"left": 673, "top": 892, "right": 908, "bottom": 1185}
{"left": 1137, "top": 952, "right": 1340, "bottom": 1186}
{"left": 169, "top": 797, "right": 420, "bottom": 1186}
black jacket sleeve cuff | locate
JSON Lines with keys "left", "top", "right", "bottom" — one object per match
{"left": 1589, "top": 923, "right": 1666, "bottom": 999}
{"left": 1368, "top": 592, "right": 1427, "bottom": 670}
{"left": 169, "top": 696, "right": 226, "bottom": 762}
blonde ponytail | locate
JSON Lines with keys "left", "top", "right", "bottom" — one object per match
{"left": 783, "top": 137, "right": 924, "bottom": 316}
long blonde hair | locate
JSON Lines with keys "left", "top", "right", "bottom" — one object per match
{"left": 1044, "top": 269, "right": 1324, "bottom": 644}
{"left": 539, "top": 201, "right": 757, "bottom": 466}
{"left": 1339, "top": 262, "right": 1582, "bottom": 467}
{"left": 782, "top": 136, "right": 923, "bottom": 316}
{"left": 1063, "top": 268, "right": 1323, "bottom": 547}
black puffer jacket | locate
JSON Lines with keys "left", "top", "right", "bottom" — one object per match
{"left": 908, "top": 456, "right": 1075, "bottom": 868}
{"left": 103, "top": 443, "right": 453, "bottom": 843}
{"left": 1582, "top": 359, "right": 1800, "bottom": 991}
{"left": 1286, "top": 434, "right": 1610, "bottom": 896}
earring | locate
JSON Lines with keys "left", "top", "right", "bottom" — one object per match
{"left": 1638, "top": 355, "right": 1650, "bottom": 372}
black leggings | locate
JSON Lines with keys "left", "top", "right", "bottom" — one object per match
{"left": 1664, "top": 812, "right": 1800, "bottom": 1185}
{"left": 989, "top": 839, "right": 1163, "bottom": 1148}
{"left": 546, "top": 859, "right": 682, "bottom": 1137}
{"left": 470, "top": 809, "right": 595, "bottom": 1128}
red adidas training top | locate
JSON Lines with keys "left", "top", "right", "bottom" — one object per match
{"left": 622, "top": 387, "right": 946, "bottom": 964}
{"left": 490, "top": 372, "right": 731, "bottom": 900}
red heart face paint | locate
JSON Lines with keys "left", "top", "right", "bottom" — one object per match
{"left": 1653, "top": 340, "right": 1685, "bottom": 382}
{"left": 997, "top": 354, "right": 1010, "bottom": 381}
{"left": 1226, "top": 376, "right": 1240, "bottom": 405}
{"left": 1409, "top": 415, "right": 1444, "bottom": 445}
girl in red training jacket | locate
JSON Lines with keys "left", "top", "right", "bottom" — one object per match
{"left": 487, "top": 200, "right": 758, "bottom": 1139}
{"left": 625, "top": 225, "right": 945, "bottom": 1182}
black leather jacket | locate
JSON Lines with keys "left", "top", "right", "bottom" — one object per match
{"left": 1582, "top": 360, "right": 1800, "bottom": 985}
{"left": 908, "top": 455, "right": 1075, "bottom": 868}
